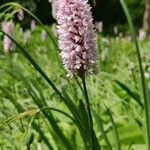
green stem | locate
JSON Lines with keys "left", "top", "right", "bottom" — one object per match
{"left": 106, "top": 106, "right": 121, "bottom": 150}
{"left": 0, "top": 143, "right": 4, "bottom": 150}
{"left": 9, "top": 52, "right": 25, "bottom": 132}
{"left": 81, "top": 76, "right": 94, "bottom": 150}
{"left": 26, "top": 145, "right": 30, "bottom": 150}
{"left": 9, "top": 52, "right": 15, "bottom": 95}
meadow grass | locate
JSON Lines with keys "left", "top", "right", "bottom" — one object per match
{"left": 0, "top": 1, "right": 150, "bottom": 150}
{"left": 0, "top": 25, "right": 149, "bottom": 149}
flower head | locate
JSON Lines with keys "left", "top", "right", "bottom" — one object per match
{"left": 57, "top": 0, "right": 97, "bottom": 77}
{"left": 2, "top": 21, "right": 15, "bottom": 52}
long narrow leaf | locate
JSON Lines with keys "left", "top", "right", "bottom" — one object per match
{"left": 115, "top": 80, "right": 143, "bottom": 108}
{"left": 106, "top": 106, "right": 121, "bottom": 150}
{"left": 93, "top": 110, "right": 113, "bottom": 150}
{"left": 28, "top": 89, "right": 73, "bottom": 150}
{"left": 119, "top": 0, "right": 150, "bottom": 149}
{"left": 0, "top": 29, "right": 63, "bottom": 100}
{"left": 41, "top": 107, "right": 76, "bottom": 123}
{"left": 0, "top": 86, "right": 54, "bottom": 149}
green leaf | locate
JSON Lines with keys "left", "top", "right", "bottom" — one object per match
{"left": 115, "top": 80, "right": 143, "bottom": 108}
{"left": 106, "top": 106, "right": 121, "bottom": 150}
{"left": 93, "top": 110, "right": 113, "bottom": 150}
{"left": 78, "top": 100, "right": 89, "bottom": 132}
{"left": 27, "top": 84, "right": 73, "bottom": 150}
{"left": 62, "top": 89, "right": 90, "bottom": 149}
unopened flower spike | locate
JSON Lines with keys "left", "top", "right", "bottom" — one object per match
{"left": 57, "top": 0, "right": 97, "bottom": 77}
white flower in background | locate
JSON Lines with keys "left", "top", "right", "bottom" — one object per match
{"left": 31, "top": 20, "right": 36, "bottom": 31}
{"left": 41, "top": 30, "right": 48, "bottom": 41}
{"left": 2, "top": 21, "right": 15, "bottom": 52}
{"left": 18, "top": 9, "right": 24, "bottom": 21}
{"left": 19, "top": 27, "right": 23, "bottom": 33}
{"left": 101, "top": 48, "right": 108, "bottom": 62}
{"left": 101, "top": 38, "right": 109, "bottom": 46}
{"left": 128, "top": 62, "right": 135, "bottom": 76}
{"left": 95, "top": 21, "right": 103, "bottom": 33}
{"left": 119, "top": 32, "right": 123, "bottom": 38}
{"left": 48, "top": 0, "right": 59, "bottom": 19}
{"left": 127, "top": 35, "right": 132, "bottom": 42}
{"left": 23, "top": 30, "right": 31, "bottom": 44}
{"left": 145, "top": 72, "right": 150, "bottom": 80}
{"left": 114, "top": 26, "right": 118, "bottom": 35}
{"left": 139, "top": 29, "right": 146, "bottom": 41}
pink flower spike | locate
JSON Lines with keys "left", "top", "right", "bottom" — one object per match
{"left": 2, "top": 21, "right": 15, "bottom": 52}
{"left": 57, "top": 0, "right": 97, "bottom": 77}
{"left": 18, "top": 9, "right": 24, "bottom": 21}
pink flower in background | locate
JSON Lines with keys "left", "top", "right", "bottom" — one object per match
{"left": 139, "top": 29, "right": 146, "bottom": 41}
{"left": 17, "top": 9, "right": 24, "bottom": 21}
{"left": 114, "top": 26, "right": 118, "bottom": 35}
{"left": 48, "top": 0, "right": 59, "bottom": 19}
{"left": 95, "top": 21, "right": 103, "bottom": 33}
{"left": 119, "top": 32, "right": 123, "bottom": 38}
{"left": 23, "top": 30, "right": 31, "bottom": 44}
{"left": 57, "top": 0, "right": 97, "bottom": 77}
{"left": 2, "top": 21, "right": 15, "bottom": 52}
{"left": 31, "top": 20, "right": 36, "bottom": 31}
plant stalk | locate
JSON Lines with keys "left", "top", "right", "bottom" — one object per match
{"left": 26, "top": 145, "right": 30, "bottom": 150}
{"left": 81, "top": 76, "right": 94, "bottom": 150}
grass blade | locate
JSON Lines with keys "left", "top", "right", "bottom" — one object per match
{"left": 81, "top": 76, "right": 101, "bottom": 150}
{"left": 115, "top": 80, "right": 143, "bottom": 108}
{"left": 119, "top": 0, "right": 150, "bottom": 149}
{"left": 28, "top": 89, "right": 73, "bottom": 150}
{"left": 106, "top": 106, "right": 121, "bottom": 150}
{"left": 0, "top": 29, "right": 63, "bottom": 100}
{"left": 0, "top": 85, "right": 54, "bottom": 149}
{"left": 41, "top": 107, "right": 76, "bottom": 123}
{"left": 93, "top": 110, "right": 113, "bottom": 150}
{"left": 14, "top": 60, "right": 90, "bottom": 149}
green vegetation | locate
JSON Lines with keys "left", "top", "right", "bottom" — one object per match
{"left": 0, "top": 1, "right": 150, "bottom": 150}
